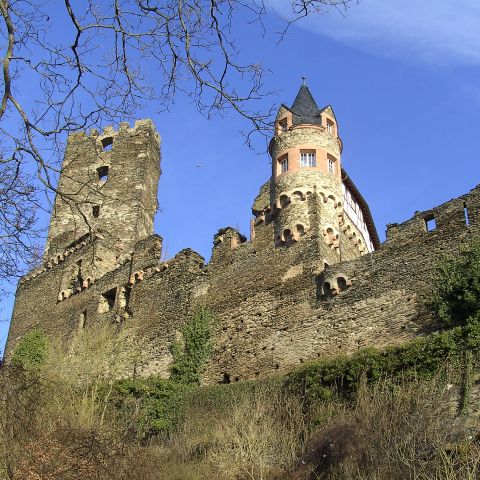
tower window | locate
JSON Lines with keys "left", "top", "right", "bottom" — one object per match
{"left": 279, "top": 118, "right": 288, "bottom": 133}
{"left": 101, "top": 137, "right": 113, "bottom": 151}
{"left": 92, "top": 205, "right": 100, "bottom": 218}
{"left": 97, "top": 166, "right": 109, "bottom": 181}
{"left": 279, "top": 155, "right": 289, "bottom": 174}
{"left": 328, "top": 157, "right": 336, "bottom": 174}
{"left": 326, "top": 120, "right": 334, "bottom": 134}
{"left": 300, "top": 151, "right": 316, "bottom": 168}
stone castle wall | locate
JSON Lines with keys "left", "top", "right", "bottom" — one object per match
{"left": 7, "top": 176, "right": 480, "bottom": 383}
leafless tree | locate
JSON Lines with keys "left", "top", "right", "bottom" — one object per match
{"left": 0, "top": 0, "right": 352, "bottom": 284}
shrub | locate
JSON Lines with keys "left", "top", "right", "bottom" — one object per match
{"left": 109, "top": 377, "right": 189, "bottom": 439}
{"left": 432, "top": 242, "right": 480, "bottom": 328}
{"left": 169, "top": 308, "right": 213, "bottom": 385}
{"left": 11, "top": 328, "right": 48, "bottom": 371}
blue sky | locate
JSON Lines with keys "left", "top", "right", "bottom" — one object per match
{"left": 2, "top": 0, "right": 480, "bottom": 356}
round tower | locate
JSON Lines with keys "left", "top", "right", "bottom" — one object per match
{"left": 268, "top": 84, "right": 379, "bottom": 263}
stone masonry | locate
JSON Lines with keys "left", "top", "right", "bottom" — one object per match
{"left": 5, "top": 87, "right": 480, "bottom": 384}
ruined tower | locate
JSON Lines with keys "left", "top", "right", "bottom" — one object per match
{"left": 268, "top": 85, "right": 379, "bottom": 264}
{"left": 45, "top": 120, "right": 161, "bottom": 261}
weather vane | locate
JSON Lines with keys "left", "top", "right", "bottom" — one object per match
{"left": 302, "top": 75, "right": 307, "bottom": 86}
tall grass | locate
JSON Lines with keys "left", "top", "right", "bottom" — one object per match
{"left": 1, "top": 323, "right": 480, "bottom": 479}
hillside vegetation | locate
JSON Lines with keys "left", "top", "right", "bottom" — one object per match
{"left": 2, "top": 245, "right": 480, "bottom": 479}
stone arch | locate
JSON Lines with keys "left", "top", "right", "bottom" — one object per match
{"left": 337, "top": 276, "right": 348, "bottom": 291}
{"left": 279, "top": 194, "right": 290, "bottom": 209}
{"left": 323, "top": 226, "right": 339, "bottom": 248}
{"left": 282, "top": 228, "right": 292, "bottom": 243}
{"left": 291, "top": 190, "right": 305, "bottom": 202}
{"left": 327, "top": 194, "right": 338, "bottom": 207}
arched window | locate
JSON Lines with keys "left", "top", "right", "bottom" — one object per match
{"left": 296, "top": 224, "right": 305, "bottom": 236}
{"left": 279, "top": 194, "right": 289, "bottom": 208}
{"left": 337, "top": 277, "right": 348, "bottom": 291}
{"left": 101, "top": 136, "right": 113, "bottom": 151}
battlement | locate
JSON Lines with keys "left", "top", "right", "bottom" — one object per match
{"left": 385, "top": 185, "right": 480, "bottom": 244}
{"left": 44, "top": 119, "right": 161, "bottom": 260}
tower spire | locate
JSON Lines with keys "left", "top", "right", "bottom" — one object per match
{"left": 291, "top": 83, "right": 320, "bottom": 126}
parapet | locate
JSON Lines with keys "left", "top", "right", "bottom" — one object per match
{"left": 385, "top": 185, "right": 480, "bottom": 244}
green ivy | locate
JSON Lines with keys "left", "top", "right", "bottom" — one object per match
{"left": 431, "top": 242, "right": 480, "bottom": 329}
{"left": 169, "top": 308, "right": 213, "bottom": 385}
{"left": 11, "top": 328, "right": 49, "bottom": 371}
{"left": 108, "top": 377, "right": 189, "bottom": 439}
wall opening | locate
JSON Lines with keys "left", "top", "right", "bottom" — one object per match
{"left": 92, "top": 205, "right": 100, "bottom": 218}
{"left": 99, "top": 287, "right": 117, "bottom": 313}
{"left": 119, "top": 285, "right": 133, "bottom": 314}
{"left": 97, "top": 165, "right": 109, "bottom": 181}
{"left": 337, "top": 277, "right": 348, "bottom": 291}
{"left": 323, "top": 282, "right": 331, "bottom": 295}
{"left": 74, "top": 259, "right": 84, "bottom": 290}
{"left": 101, "top": 137, "right": 113, "bottom": 151}
{"left": 279, "top": 194, "right": 289, "bottom": 208}
{"left": 279, "top": 118, "right": 288, "bottom": 133}
{"left": 221, "top": 373, "right": 231, "bottom": 384}
{"left": 464, "top": 202, "right": 470, "bottom": 226}
{"left": 296, "top": 224, "right": 305, "bottom": 236}
{"left": 425, "top": 214, "right": 437, "bottom": 232}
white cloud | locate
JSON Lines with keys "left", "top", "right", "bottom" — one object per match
{"left": 267, "top": 0, "right": 480, "bottom": 66}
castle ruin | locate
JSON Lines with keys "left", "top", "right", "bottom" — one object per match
{"left": 6, "top": 86, "right": 480, "bottom": 383}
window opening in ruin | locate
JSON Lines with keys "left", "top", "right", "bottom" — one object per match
{"left": 279, "top": 155, "right": 288, "bottom": 174}
{"left": 221, "top": 373, "right": 231, "bottom": 384}
{"left": 279, "top": 118, "right": 288, "bottom": 132}
{"left": 324, "top": 262, "right": 329, "bottom": 269}
{"left": 73, "top": 259, "right": 84, "bottom": 291}
{"left": 425, "top": 214, "right": 437, "bottom": 232}
{"left": 97, "top": 166, "right": 109, "bottom": 181}
{"left": 99, "top": 287, "right": 117, "bottom": 313}
{"left": 101, "top": 137, "right": 113, "bottom": 151}
{"left": 296, "top": 224, "right": 305, "bottom": 236}
{"left": 323, "top": 282, "right": 331, "bottom": 295}
{"left": 326, "top": 120, "right": 334, "bottom": 134}
{"left": 464, "top": 202, "right": 470, "bottom": 226}
{"left": 300, "top": 151, "right": 316, "bottom": 168}
{"left": 283, "top": 229, "right": 292, "bottom": 242}
{"left": 78, "top": 310, "right": 87, "bottom": 329}
{"left": 92, "top": 205, "right": 100, "bottom": 218}
{"left": 337, "top": 277, "right": 348, "bottom": 291}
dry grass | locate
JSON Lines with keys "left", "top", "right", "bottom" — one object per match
{"left": 295, "top": 374, "right": 480, "bottom": 480}
{"left": 166, "top": 384, "right": 307, "bottom": 480}
{"left": 2, "top": 324, "right": 480, "bottom": 480}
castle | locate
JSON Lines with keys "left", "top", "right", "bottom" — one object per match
{"left": 5, "top": 85, "right": 480, "bottom": 383}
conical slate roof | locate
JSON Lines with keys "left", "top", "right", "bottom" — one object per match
{"left": 290, "top": 85, "right": 322, "bottom": 126}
